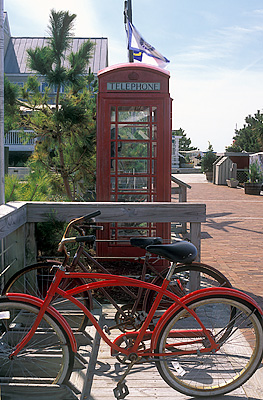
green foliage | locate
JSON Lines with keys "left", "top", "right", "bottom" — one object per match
{"left": 247, "top": 161, "right": 263, "bottom": 183}
{"left": 226, "top": 110, "right": 263, "bottom": 152}
{"left": 27, "top": 47, "right": 54, "bottom": 77}
{"left": 47, "top": 9, "right": 76, "bottom": 61}
{"left": 4, "top": 175, "right": 20, "bottom": 202}
{"left": 4, "top": 170, "right": 64, "bottom": 203}
{"left": 35, "top": 214, "right": 66, "bottom": 256}
{"left": 173, "top": 128, "right": 197, "bottom": 151}
{"left": 67, "top": 42, "right": 95, "bottom": 93}
{"left": 201, "top": 143, "right": 218, "bottom": 172}
{"left": 4, "top": 75, "right": 20, "bottom": 132}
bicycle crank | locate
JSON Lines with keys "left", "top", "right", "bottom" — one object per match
{"left": 113, "top": 354, "right": 140, "bottom": 399}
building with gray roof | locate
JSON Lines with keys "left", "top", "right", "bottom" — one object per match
{"left": 4, "top": 12, "right": 108, "bottom": 91}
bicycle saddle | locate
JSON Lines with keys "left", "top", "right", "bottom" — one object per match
{"left": 146, "top": 241, "right": 197, "bottom": 263}
{"left": 130, "top": 237, "right": 163, "bottom": 249}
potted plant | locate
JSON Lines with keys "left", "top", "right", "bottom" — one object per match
{"left": 226, "top": 178, "right": 239, "bottom": 188}
{"left": 201, "top": 143, "right": 218, "bottom": 182}
{"left": 244, "top": 161, "right": 263, "bottom": 195}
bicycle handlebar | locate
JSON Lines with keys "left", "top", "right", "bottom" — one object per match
{"left": 58, "top": 210, "right": 102, "bottom": 256}
{"left": 60, "top": 235, "right": 96, "bottom": 246}
{"left": 82, "top": 210, "right": 101, "bottom": 222}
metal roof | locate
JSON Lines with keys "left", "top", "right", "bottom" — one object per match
{"left": 5, "top": 36, "right": 108, "bottom": 75}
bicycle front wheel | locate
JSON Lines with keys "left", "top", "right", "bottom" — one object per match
{"left": 2, "top": 262, "right": 91, "bottom": 332}
{"left": 155, "top": 294, "right": 263, "bottom": 397}
{"left": 0, "top": 298, "right": 74, "bottom": 384}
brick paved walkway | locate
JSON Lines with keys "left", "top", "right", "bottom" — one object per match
{"left": 88, "top": 178, "right": 263, "bottom": 400}
{"left": 178, "top": 180, "right": 263, "bottom": 309}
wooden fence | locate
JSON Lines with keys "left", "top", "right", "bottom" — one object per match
{"left": 0, "top": 201, "right": 206, "bottom": 286}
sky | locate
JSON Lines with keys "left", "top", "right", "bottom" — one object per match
{"left": 5, "top": 0, "right": 263, "bottom": 152}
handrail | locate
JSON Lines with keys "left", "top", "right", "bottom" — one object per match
{"left": 171, "top": 175, "right": 191, "bottom": 189}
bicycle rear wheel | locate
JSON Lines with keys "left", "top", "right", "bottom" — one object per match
{"left": 2, "top": 262, "right": 91, "bottom": 332}
{"left": 155, "top": 294, "right": 263, "bottom": 397}
{"left": 0, "top": 298, "right": 74, "bottom": 384}
{"left": 144, "top": 262, "right": 232, "bottom": 314}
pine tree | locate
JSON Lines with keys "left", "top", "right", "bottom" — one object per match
{"left": 226, "top": 110, "right": 263, "bottom": 153}
{"left": 172, "top": 128, "right": 197, "bottom": 151}
{"left": 17, "top": 10, "right": 96, "bottom": 200}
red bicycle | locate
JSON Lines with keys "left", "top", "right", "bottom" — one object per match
{"left": 1, "top": 213, "right": 263, "bottom": 398}
{"left": 2, "top": 211, "right": 232, "bottom": 334}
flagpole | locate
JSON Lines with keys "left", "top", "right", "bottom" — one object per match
{"left": 124, "top": 0, "right": 134, "bottom": 62}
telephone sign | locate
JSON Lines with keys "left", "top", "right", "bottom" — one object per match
{"left": 107, "top": 82, "right": 161, "bottom": 91}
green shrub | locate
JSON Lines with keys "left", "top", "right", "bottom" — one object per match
{"left": 201, "top": 143, "right": 218, "bottom": 173}
{"left": 247, "top": 161, "right": 263, "bottom": 183}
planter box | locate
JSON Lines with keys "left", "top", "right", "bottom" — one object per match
{"left": 226, "top": 179, "right": 239, "bottom": 188}
{"left": 244, "top": 182, "right": 262, "bottom": 195}
{"left": 205, "top": 171, "right": 213, "bottom": 182}
{"left": 181, "top": 163, "right": 194, "bottom": 168}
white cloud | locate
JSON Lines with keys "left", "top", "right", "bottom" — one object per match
{"left": 252, "top": 9, "right": 263, "bottom": 15}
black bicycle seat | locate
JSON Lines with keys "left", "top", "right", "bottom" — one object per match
{"left": 130, "top": 237, "right": 163, "bottom": 249}
{"left": 146, "top": 241, "right": 197, "bottom": 263}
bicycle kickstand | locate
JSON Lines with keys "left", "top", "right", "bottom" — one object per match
{"left": 113, "top": 354, "right": 140, "bottom": 400}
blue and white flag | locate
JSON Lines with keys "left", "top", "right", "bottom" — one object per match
{"left": 126, "top": 20, "right": 170, "bottom": 69}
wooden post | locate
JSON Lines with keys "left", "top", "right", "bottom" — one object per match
{"left": 25, "top": 223, "right": 37, "bottom": 265}
{"left": 4, "top": 225, "right": 26, "bottom": 283}
{"left": 171, "top": 176, "right": 191, "bottom": 233}
{"left": 189, "top": 221, "right": 201, "bottom": 291}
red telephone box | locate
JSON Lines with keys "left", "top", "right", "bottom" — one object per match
{"left": 96, "top": 63, "right": 172, "bottom": 258}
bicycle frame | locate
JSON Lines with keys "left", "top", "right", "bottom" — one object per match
{"left": 7, "top": 266, "right": 262, "bottom": 362}
{"left": 71, "top": 244, "right": 170, "bottom": 315}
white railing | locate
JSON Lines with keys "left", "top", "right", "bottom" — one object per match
{"left": 4, "top": 130, "right": 36, "bottom": 151}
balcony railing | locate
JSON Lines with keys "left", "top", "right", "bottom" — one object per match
{"left": 4, "top": 130, "right": 36, "bottom": 151}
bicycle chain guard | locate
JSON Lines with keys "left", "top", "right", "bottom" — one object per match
{"left": 115, "top": 305, "right": 148, "bottom": 332}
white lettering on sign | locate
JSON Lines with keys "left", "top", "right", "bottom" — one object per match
{"left": 107, "top": 82, "right": 161, "bottom": 91}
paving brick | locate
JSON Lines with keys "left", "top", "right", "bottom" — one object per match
{"left": 184, "top": 181, "right": 263, "bottom": 309}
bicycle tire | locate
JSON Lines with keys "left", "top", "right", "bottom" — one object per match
{"left": 144, "top": 262, "right": 232, "bottom": 314}
{"left": 0, "top": 298, "right": 74, "bottom": 384}
{"left": 2, "top": 262, "right": 91, "bottom": 332}
{"left": 155, "top": 294, "right": 263, "bottom": 397}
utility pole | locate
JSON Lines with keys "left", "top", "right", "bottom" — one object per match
{"left": 0, "top": 0, "right": 4, "bottom": 205}
{"left": 124, "top": 0, "right": 134, "bottom": 63}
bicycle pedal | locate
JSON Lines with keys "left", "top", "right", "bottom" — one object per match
{"left": 113, "top": 382, "right": 129, "bottom": 399}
